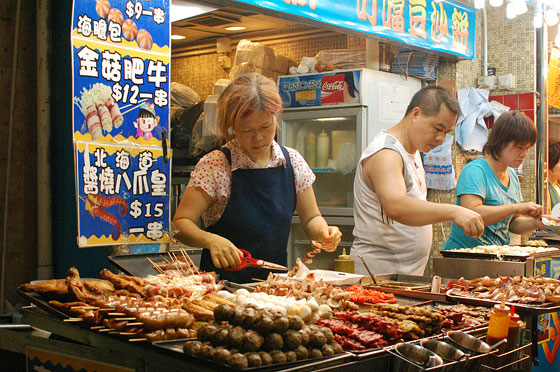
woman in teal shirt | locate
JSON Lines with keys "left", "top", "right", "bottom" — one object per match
{"left": 548, "top": 138, "right": 560, "bottom": 209}
{"left": 443, "top": 112, "right": 546, "bottom": 250}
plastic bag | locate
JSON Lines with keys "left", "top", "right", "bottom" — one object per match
{"left": 423, "top": 134, "right": 457, "bottom": 190}
{"left": 489, "top": 100, "right": 510, "bottom": 120}
{"left": 190, "top": 113, "right": 223, "bottom": 158}
{"left": 314, "top": 49, "right": 366, "bottom": 70}
{"left": 391, "top": 48, "right": 439, "bottom": 81}
{"left": 170, "top": 82, "right": 200, "bottom": 109}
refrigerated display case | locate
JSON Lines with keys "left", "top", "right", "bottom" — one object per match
{"left": 278, "top": 69, "right": 421, "bottom": 268}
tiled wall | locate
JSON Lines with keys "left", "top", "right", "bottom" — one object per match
{"left": 171, "top": 26, "right": 351, "bottom": 101}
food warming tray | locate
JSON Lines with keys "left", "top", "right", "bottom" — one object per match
{"left": 361, "top": 274, "right": 451, "bottom": 302}
{"left": 445, "top": 289, "right": 560, "bottom": 315}
{"left": 16, "top": 286, "right": 70, "bottom": 320}
{"left": 151, "top": 339, "right": 354, "bottom": 372}
{"left": 439, "top": 249, "right": 559, "bottom": 261}
{"left": 108, "top": 249, "right": 203, "bottom": 277}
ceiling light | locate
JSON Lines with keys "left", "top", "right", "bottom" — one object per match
{"left": 171, "top": 35, "right": 186, "bottom": 40}
{"left": 534, "top": 10, "right": 543, "bottom": 28}
{"left": 488, "top": 0, "right": 503, "bottom": 7}
{"left": 170, "top": 0, "right": 217, "bottom": 23}
{"left": 555, "top": 24, "right": 560, "bottom": 47}
{"left": 506, "top": 1, "right": 516, "bottom": 19}
{"left": 545, "top": 7, "right": 559, "bottom": 26}
{"left": 224, "top": 26, "right": 246, "bottom": 31}
{"left": 512, "top": 0, "right": 527, "bottom": 15}
{"left": 315, "top": 117, "right": 347, "bottom": 121}
{"left": 474, "top": 0, "right": 485, "bottom": 9}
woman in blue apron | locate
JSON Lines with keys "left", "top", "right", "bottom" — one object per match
{"left": 173, "top": 73, "right": 342, "bottom": 284}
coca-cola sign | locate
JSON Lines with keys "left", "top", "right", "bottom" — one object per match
{"left": 321, "top": 74, "right": 345, "bottom": 104}
{"left": 322, "top": 80, "right": 344, "bottom": 91}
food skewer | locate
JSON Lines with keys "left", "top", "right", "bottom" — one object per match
{"left": 167, "top": 252, "right": 186, "bottom": 275}
{"left": 180, "top": 248, "right": 194, "bottom": 275}
{"left": 70, "top": 305, "right": 99, "bottom": 310}
{"left": 119, "top": 99, "right": 149, "bottom": 115}
{"left": 182, "top": 248, "right": 200, "bottom": 275}
{"left": 159, "top": 255, "right": 170, "bottom": 263}
{"left": 171, "top": 251, "right": 188, "bottom": 275}
{"left": 146, "top": 257, "right": 165, "bottom": 274}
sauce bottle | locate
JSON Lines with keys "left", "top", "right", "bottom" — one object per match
{"left": 305, "top": 132, "right": 317, "bottom": 168}
{"left": 317, "top": 130, "right": 329, "bottom": 168}
{"left": 506, "top": 306, "right": 521, "bottom": 351}
{"left": 486, "top": 298, "right": 510, "bottom": 354}
{"left": 334, "top": 248, "right": 354, "bottom": 273}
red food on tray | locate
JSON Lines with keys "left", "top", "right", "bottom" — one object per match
{"left": 345, "top": 284, "right": 397, "bottom": 304}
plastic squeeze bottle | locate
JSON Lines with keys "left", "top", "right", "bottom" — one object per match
{"left": 486, "top": 297, "right": 510, "bottom": 354}
{"left": 305, "top": 132, "right": 317, "bottom": 168}
{"left": 506, "top": 306, "right": 521, "bottom": 351}
{"left": 334, "top": 248, "right": 354, "bottom": 273}
{"left": 317, "top": 130, "right": 329, "bottom": 168}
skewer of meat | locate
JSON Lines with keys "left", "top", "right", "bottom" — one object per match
{"left": 304, "top": 240, "right": 323, "bottom": 264}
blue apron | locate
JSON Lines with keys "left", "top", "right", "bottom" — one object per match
{"left": 200, "top": 146, "right": 297, "bottom": 283}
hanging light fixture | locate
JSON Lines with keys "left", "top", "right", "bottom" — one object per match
{"left": 506, "top": 0, "right": 517, "bottom": 19}
{"left": 545, "top": 6, "right": 559, "bottom": 26}
{"left": 480, "top": 0, "right": 559, "bottom": 28}
{"left": 534, "top": 9, "right": 544, "bottom": 28}
{"left": 555, "top": 24, "right": 560, "bottom": 47}
{"left": 511, "top": 0, "right": 528, "bottom": 15}
{"left": 474, "top": 0, "right": 485, "bottom": 9}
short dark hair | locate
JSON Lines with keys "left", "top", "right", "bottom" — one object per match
{"left": 549, "top": 138, "right": 560, "bottom": 170}
{"left": 404, "top": 85, "right": 461, "bottom": 117}
{"left": 483, "top": 111, "right": 537, "bottom": 160}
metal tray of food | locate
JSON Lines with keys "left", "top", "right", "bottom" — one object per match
{"left": 415, "top": 301, "right": 490, "bottom": 332}
{"left": 361, "top": 274, "right": 450, "bottom": 303}
{"left": 439, "top": 249, "right": 560, "bottom": 261}
{"left": 445, "top": 289, "right": 560, "bottom": 315}
{"left": 151, "top": 339, "right": 354, "bottom": 371}
{"left": 16, "top": 287, "right": 70, "bottom": 320}
{"left": 108, "top": 249, "right": 203, "bottom": 277}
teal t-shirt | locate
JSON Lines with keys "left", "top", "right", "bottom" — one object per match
{"left": 442, "top": 157, "right": 522, "bottom": 250}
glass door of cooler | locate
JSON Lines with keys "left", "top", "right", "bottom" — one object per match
{"left": 287, "top": 216, "right": 354, "bottom": 270}
{"left": 279, "top": 106, "right": 366, "bottom": 216}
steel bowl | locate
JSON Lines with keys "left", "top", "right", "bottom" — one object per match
{"left": 420, "top": 339, "right": 466, "bottom": 362}
{"left": 395, "top": 343, "right": 444, "bottom": 367}
{"left": 446, "top": 331, "right": 491, "bottom": 354}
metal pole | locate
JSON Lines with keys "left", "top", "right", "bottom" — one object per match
{"left": 536, "top": 26, "right": 548, "bottom": 210}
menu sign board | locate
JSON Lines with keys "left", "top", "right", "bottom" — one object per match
{"left": 76, "top": 143, "right": 170, "bottom": 247}
{"left": 71, "top": 0, "right": 170, "bottom": 247}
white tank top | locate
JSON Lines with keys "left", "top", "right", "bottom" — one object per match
{"left": 350, "top": 131, "right": 432, "bottom": 276}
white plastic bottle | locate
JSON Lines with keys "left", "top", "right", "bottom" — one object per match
{"left": 317, "top": 130, "right": 329, "bottom": 168}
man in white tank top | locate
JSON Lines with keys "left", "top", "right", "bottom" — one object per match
{"left": 351, "top": 86, "right": 485, "bottom": 276}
